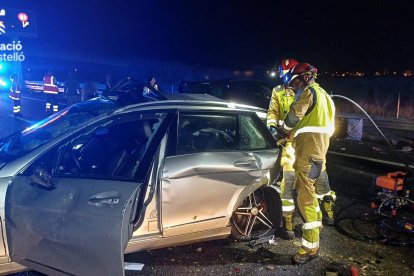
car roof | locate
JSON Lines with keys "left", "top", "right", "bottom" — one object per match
{"left": 114, "top": 98, "right": 267, "bottom": 115}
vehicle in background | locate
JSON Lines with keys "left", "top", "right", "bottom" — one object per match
{"left": 179, "top": 79, "right": 273, "bottom": 110}
{"left": 24, "top": 80, "right": 107, "bottom": 95}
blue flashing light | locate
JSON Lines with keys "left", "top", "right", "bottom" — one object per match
{"left": 0, "top": 62, "right": 8, "bottom": 72}
{"left": 0, "top": 79, "right": 7, "bottom": 87}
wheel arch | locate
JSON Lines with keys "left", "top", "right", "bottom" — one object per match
{"left": 229, "top": 183, "right": 282, "bottom": 223}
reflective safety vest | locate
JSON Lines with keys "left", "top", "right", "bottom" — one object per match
{"left": 267, "top": 85, "right": 295, "bottom": 127}
{"left": 293, "top": 83, "right": 335, "bottom": 137}
{"left": 43, "top": 75, "right": 59, "bottom": 94}
{"left": 9, "top": 81, "right": 20, "bottom": 100}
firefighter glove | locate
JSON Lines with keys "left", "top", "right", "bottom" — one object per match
{"left": 269, "top": 125, "right": 288, "bottom": 141}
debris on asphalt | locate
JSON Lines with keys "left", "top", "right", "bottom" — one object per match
{"left": 124, "top": 262, "right": 144, "bottom": 271}
{"left": 326, "top": 261, "right": 352, "bottom": 276}
{"left": 233, "top": 267, "right": 241, "bottom": 273}
{"left": 265, "top": 265, "right": 275, "bottom": 271}
{"left": 195, "top": 247, "right": 203, "bottom": 253}
{"left": 248, "top": 234, "right": 275, "bottom": 247}
{"left": 350, "top": 266, "right": 359, "bottom": 276}
{"left": 293, "top": 241, "right": 302, "bottom": 247}
{"left": 256, "top": 247, "right": 274, "bottom": 259}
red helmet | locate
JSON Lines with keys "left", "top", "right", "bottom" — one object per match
{"left": 278, "top": 58, "right": 299, "bottom": 78}
{"left": 285, "top": 63, "right": 318, "bottom": 85}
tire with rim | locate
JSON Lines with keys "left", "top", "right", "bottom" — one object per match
{"left": 231, "top": 186, "right": 282, "bottom": 241}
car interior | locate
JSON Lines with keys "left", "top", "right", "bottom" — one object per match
{"left": 56, "top": 118, "right": 159, "bottom": 179}
{"left": 177, "top": 114, "right": 237, "bottom": 154}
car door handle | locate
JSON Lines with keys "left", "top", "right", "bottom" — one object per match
{"left": 89, "top": 191, "right": 120, "bottom": 207}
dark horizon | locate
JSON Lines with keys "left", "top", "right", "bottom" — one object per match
{"left": 2, "top": 0, "right": 414, "bottom": 72}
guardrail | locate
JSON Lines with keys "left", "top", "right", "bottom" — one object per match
{"left": 336, "top": 114, "right": 414, "bottom": 131}
{"left": 24, "top": 80, "right": 106, "bottom": 94}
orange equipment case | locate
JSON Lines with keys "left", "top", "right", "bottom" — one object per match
{"left": 375, "top": 171, "right": 407, "bottom": 191}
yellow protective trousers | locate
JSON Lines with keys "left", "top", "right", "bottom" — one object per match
{"left": 293, "top": 132, "right": 330, "bottom": 251}
{"left": 280, "top": 141, "right": 296, "bottom": 215}
{"left": 280, "top": 142, "right": 335, "bottom": 218}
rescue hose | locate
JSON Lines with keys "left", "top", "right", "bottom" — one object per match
{"left": 330, "top": 95, "right": 414, "bottom": 246}
{"left": 331, "top": 94, "right": 414, "bottom": 175}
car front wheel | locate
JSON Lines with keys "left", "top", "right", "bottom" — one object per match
{"left": 231, "top": 186, "right": 282, "bottom": 241}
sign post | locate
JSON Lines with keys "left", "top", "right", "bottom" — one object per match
{"left": 0, "top": 7, "right": 37, "bottom": 90}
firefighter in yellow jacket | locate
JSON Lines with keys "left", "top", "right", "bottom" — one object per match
{"left": 268, "top": 59, "right": 336, "bottom": 240}
{"left": 267, "top": 58, "right": 298, "bottom": 238}
{"left": 272, "top": 63, "right": 335, "bottom": 264}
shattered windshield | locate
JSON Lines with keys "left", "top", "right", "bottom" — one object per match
{"left": 0, "top": 98, "right": 117, "bottom": 163}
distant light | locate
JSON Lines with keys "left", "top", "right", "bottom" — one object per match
{"left": 17, "top": 12, "right": 29, "bottom": 23}
{"left": 270, "top": 71, "right": 276, "bottom": 78}
{"left": 0, "top": 62, "right": 8, "bottom": 72}
{"left": 244, "top": 70, "right": 254, "bottom": 77}
{"left": 0, "top": 79, "right": 8, "bottom": 87}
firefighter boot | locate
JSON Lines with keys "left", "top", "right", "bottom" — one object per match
{"left": 321, "top": 195, "right": 335, "bottom": 226}
{"left": 281, "top": 214, "right": 295, "bottom": 240}
{"left": 292, "top": 247, "right": 319, "bottom": 265}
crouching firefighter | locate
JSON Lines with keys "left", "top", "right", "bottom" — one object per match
{"left": 9, "top": 74, "right": 21, "bottom": 116}
{"left": 272, "top": 63, "right": 336, "bottom": 264}
{"left": 268, "top": 60, "right": 337, "bottom": 240}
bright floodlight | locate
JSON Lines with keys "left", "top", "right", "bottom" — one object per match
{"left": 0, "top": 79, "right": 8, "bottom": 87}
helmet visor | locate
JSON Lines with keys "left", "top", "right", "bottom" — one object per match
{"left": 278, "top": 64, "right": 289, "bottom": 78}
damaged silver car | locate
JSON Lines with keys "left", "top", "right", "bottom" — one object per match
{"left": 0, "top": 96, "right": 281, "bottom": 275}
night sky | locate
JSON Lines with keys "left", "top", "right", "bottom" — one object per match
{"left": 2, "top": 0, "right": 413, "bottom": 72}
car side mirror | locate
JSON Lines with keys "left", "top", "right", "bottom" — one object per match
{"left": 30, "top": 166, "right": 55, "bottom": 190}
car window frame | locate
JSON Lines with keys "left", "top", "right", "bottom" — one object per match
{"left": 238, "top": 112, "right": 275, "bottom": 150}
{"left": 169, "top": 110, "right": 274, "bottom": 156}
{"left": 22, "top": 110, "right": 175, "bottom": 183}
{"left": 175, "top": 110, "right": 239, "bottom": 155}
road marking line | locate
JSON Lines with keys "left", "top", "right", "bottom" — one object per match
{"left": 8, "top": 115, "right": 35, "bottom": 124}
{"left": 21, "top": 96, "right": 45, "bottom": 102}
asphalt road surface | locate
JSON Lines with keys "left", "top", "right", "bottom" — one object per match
{"left": 2, "top": 91, "right": 414, "bottom": 276}
{"left": 122, "top": 158, "right": 414, "bottom": 276}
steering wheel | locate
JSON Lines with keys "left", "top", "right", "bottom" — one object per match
{"left": 193, "top": 128, "right": 235, "bottom": 149}
{"left": 199, "top": 128, "right": 234, "bottom": 143}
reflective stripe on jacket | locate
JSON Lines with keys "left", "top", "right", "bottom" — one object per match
{"left": 283, "top": 83, "right": 335, "bottom": 137}
{"left": 9, "top": 81, "right": 20, "bottom": 100}
{"left": 43, "top": 75, "right": 59, "bottom": 94}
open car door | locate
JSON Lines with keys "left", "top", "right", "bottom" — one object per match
{"left": 5, "top": 111, "right": 174, "bottom": 276}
